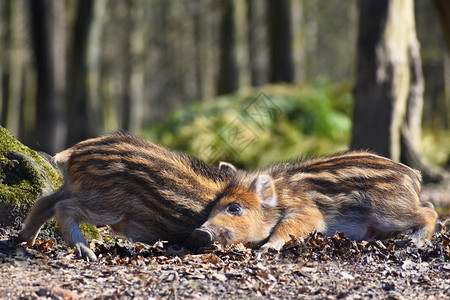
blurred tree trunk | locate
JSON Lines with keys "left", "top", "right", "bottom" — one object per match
{"left": 0, "top": 0, "right": 10, "bottom": 128}
{"left": 195, "top": 1, "right": 219, "bottom": 101}
{"left": 121, "top": 1, "right": 133, "bottom": 131}
{"left": 29, "top": 0, "right": 65, "bottom": 154}
{"left": 169, "top": 1, "right": 201, "bottom": 106}
{"left": 51, "top": 0, "right": 67, "bottom": 150}
{"left": 352, "top": 0, "right": 417, "bottom": 161}
{"left": 181, "top": 2, "right": 201, "bottom": 104}
{"left": 2, "top": 0, "right": 24, "bottom": 139}
{"left": 404, "top": 20, "right": 424, "bottom": 153}
{"left": 444, "top": 52, "right": 450, "bottom": 129}
{"left": 247, "top": 0, "right": 269, "bottom": 86}
{"left": 352, "top": 0, "right": 448, "bottom": 183}
{"left": 434, "top": 0, "right": 450, "bottom": 50}
{"left": 98, "top": 0, "right": 121, "bottom": 132}
{"left": 86, "top": 0, "right": 105, "bottom": 135}
{"left": 268, "top": 0, "right": 294, "bottom": 83}
{"left": 217, "top": 0, "right": 239, "bottom": 95}
{"left": 67, "top": 0, "right": 94, "bottom": 146}
{"left": 303, "top": 1, "right": 318, "bottom": 80}
{"left": 290, "top": 0, "right": 306, "bottom": 83}
{"left": 434, "top": 0, "right": 450, "bottom": 128}
{"left": 122, "top": 0, "right": 145, "bottom": 132}
{"left": 234, "top": 0, "right": 250, "bottom": 89}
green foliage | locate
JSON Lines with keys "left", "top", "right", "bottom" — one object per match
{"left": 0, "top": 126, "right": 63, "bottom": 207}
{"left": 143, "top": 81, "right": 353, "bottom": 168}
{"left": 421, "top": 129, "right": 450, "bottom": 167}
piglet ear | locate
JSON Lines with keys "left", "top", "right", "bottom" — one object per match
{"left": 253, "top": 174, "right": 277, "bottom": 208}
{"left": 219, "top": 161, "right": 237, "bottom": 173}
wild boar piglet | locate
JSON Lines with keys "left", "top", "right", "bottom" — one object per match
{"left": 191, "top": 151, "right": 438, "bottom": 251}
{"left": 18, "top": 132, "right": 233, "bottom": 260}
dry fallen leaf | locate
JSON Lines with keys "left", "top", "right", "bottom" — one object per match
{"left": 35, "top": 239, "right": 55, "bottom": 253}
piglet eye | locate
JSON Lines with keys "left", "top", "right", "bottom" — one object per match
{"left": 226, "top": 203, "right": 243, "bottom": 216}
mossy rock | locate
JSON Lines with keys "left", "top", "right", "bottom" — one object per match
{"left": 0, "top": 126, "right": 63, "bottom": 228}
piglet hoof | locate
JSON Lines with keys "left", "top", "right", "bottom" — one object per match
{"left": 16, "top": 231, "right": 36, "bottom": 246}
{"left": 75, "top": 243, "right": 97, "bottom": 261}
{"left": 189, "top": 227, "right": 214, "bottom": 248}
{"left": 257, "top": 239, "right": 284, "bottom": 253}
{"left": 254, "top": 250, "right": 266, "bottom": 260}
{"left": 252, "top": 245, "right": 274, "bottom": 260}
{"left": 15, "top": 234, "right": 28, "bottom": 245}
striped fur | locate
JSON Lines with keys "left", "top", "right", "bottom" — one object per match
{"left": 18, "top": 132, "right": 233, "bottom": 260}
{"left": 192, "top": 151, "right": 437, "bottom": 251}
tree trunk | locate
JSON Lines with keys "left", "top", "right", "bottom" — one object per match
{"left": 403, "top": 24, "right": 424, "bottom": 152}
{"left": 247, "top": 0, "right": 269, "bottom": 86}
{"left": 352, "top": 0, "right": 414, "bottom": 161}
{"left": 121, "top": 0, "right": 133, "bottom": 131}
{"left": 195, "top": 1, "right": 220, "bottom": 102}
{"left": 3, "top": 0, "right": 24, "bottom": 139}
{"left": 290, "top": 0, "right": 306, "bottom": 83}
{"left": 303, "top": 1, "right": 318, "bottom": 80}
{"left": 444, "top": 52, "right": 450, "bottom": 129}
{"left": 217, "top": 0, "right": 239, "bottom": 95}
{"left": 122, "top": 0, "right": 145, "bottom": 132}
{"left": 353, "top": 0, "right": 449, "bottom": 183}
{"left": 234, "top": 0, "right": 250, "bottom": 89}
{"left": 0, "top": 0, "right": 10, "bottom": 128}
{"left": 434, "top": 0, "right": 450, "bottom": 51}
{"left": 29, "top": 0, "right": 65, "bottom": 154}
{"left": 67, "top": 0, "right": 94, "bottom": 146}
{"left": 86, "top": 0, "right": 105, "bottom": 135}
{"left": 434, "top": 0, "right": 450, "bottom": 128}
{"left": 268, "top": 0, "right": 294, "bottom": 83}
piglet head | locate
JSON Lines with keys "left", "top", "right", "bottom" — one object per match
{"left": 191, "top": 174, "right": 279, "bottom": 248}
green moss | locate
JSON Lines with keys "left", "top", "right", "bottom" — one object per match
{"left": 0, "top": 126, "right": 63, "bottom": 207}
{"left": 0, "top": 126, "right": 99, "bottom": 237}
{"left": 79, "top": 222, "right": 101, "bottom": 240}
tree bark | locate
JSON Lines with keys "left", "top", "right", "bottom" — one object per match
{"left": 86, "top": 0, "right": 105, "bottom": 135}
{"left": 0, "top": 0, "right": 11, "bottom": 128}
{"left": 268, "top": 0, "right": 294, "bottom": 83}
{"left": 29, "top": 0, "right": 65, "bottom": 153}
{"left": 247, "top": 0, "right": 269, "bottom": 86}
{"left": 404, "top": 24, "right": 424, "bottom": 152}
{"left": 353, "top": 0, "right": 449, "bottom": 183}
{"left": 444, "top": 52, "right": 450, "bottom": 129}
{"left": 290, "top": 0, "right": 306, "bottom": 83}
{"left": 122, "top": 0, "right": 145, "bottom": 132}
{"left": 433, "top": 0, "right": 450, "bottom": 51}
{"left": 234, "top": 0, "right": 250, "bottom": 89}
{"left": 217, "top": 0, "right": 239, "bottom": 95}
{"left": 121, "top": 0, "right": 133, "bottom": 131}
{"left": 3, "top": 0, "right": 24, "bottom": 139}
{"left": 194, "top": 1, "right": 220, "bottom": 102}
{"left": 352, "top": 0, "right": 414, "bottom": 161}
{"left": 434, "top": 0, "right": 450, "bottom": 128}
{"left": 67, "top": 0, "right": 94, "bottom": 146}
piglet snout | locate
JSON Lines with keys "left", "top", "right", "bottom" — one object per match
{"left": 190, "top": 227, "right": 214, "bottom": 248}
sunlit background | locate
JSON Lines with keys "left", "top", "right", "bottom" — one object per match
{"left": 0, "top": 0, "right": 449, "bottom": 170}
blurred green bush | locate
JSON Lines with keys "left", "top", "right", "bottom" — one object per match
{"left": 143, "top": 80, "right": 353, "bottom": 169}
{"left": 143, "top": 80, "right": 450, "bottom": 169}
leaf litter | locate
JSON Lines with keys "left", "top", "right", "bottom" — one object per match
{"left": 1, "top": 225, "right": 449, "bottom": 299}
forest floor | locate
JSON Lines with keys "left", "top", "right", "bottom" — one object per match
{"left": 1, "top": 184, "right": 449, "bottom": 300}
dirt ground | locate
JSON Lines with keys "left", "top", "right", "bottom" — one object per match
{"left": 1, "top": 185, "right": 449, "bottom": 300}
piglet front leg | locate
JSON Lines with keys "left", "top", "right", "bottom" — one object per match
{"left": 258, "top": 207, "right": 324, "bottom": 252}
{"left": 54, "top": 199, "right": 97, "bottom": 261}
